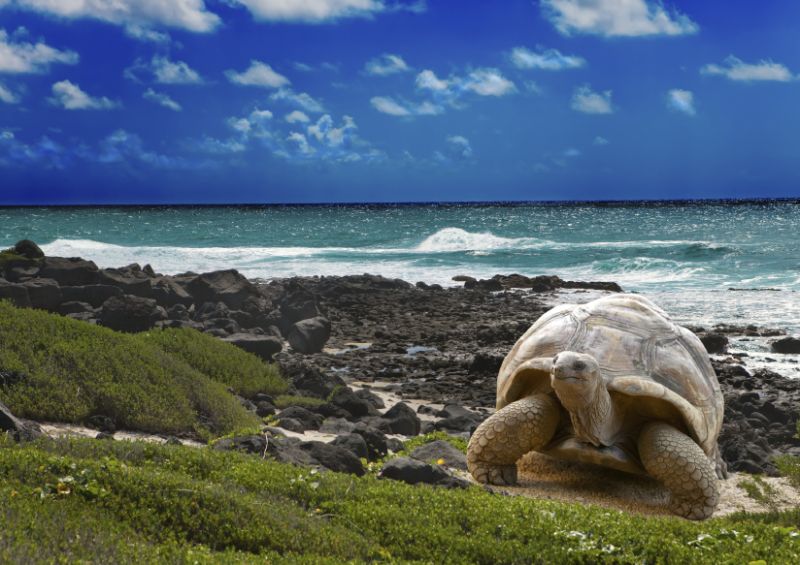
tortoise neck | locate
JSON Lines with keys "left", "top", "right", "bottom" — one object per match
{"left": 569, "top": 386, "right": 617, "bottom": 447}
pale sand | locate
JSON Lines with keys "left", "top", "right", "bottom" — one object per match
{"left": 467, "top": 452, "right": 800, "bottom": 518}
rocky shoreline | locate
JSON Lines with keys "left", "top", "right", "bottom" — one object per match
{"left": 1, "top": 239, "right": 799, "bottom": 479}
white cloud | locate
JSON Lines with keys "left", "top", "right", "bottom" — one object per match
{"left": 541, "top": 0, "right": 698, "bottom": 37}
{"left": 0, "top": 28, "right": 78, "bottom": 73}
{"left": 143, "top": 88, "right": 182, "bottom": 111}
{"left": 124, "top": 25, "right": 170, "bottom": 43}
{"left": 227, "top": 0, "right": 422, "bottom": 23}
{"left": 151, "top": 56, "right": 202, "bottom": 84}
{"left": 416, "top": 69, "right": 449, "bottom": 91}
{"left": 49, "top": 80, "right": 117, "bottom": 110}
{"left": 269, "top": 88, "right": 324, "bottom": 113}
{"left": 563, "top": 148, "right": 581, "bottom": 158}
{"left": 3, "top": 0, "right": 220, "bottom": 35}
{"left": 666, "top": 88, "right": 695, "bottom": 116}
{"left": 445, "top": 135, "right": 472, "bottom": 159}
{"left": 464, "top": 68, "right": 516, "bottom": 96}
{"left": 593, "top": 135, "right": 609, "bottom": 145}
{"left": 700, "top": 56, "right": 794, "bottom": 82}
{"left": 510, "top": 46, "right": 585, "bottom": 70}
{"left": 571, "top": 85, "right": 613, "bottom": 114}
{"left": 0, "top": 81, "right": 19, "bottom": 103}
{"left": 364, "top": 53, "right": 410, "bottom": 76}
{"left": 370, "top": 95, "right": 441, "bottom": 117}
{"left": 226, "top": 60, "right": 290, "bottom": 88}
{"left": 285, "top": 110, "right": 310, "bottom": 123}
{"left": 286, "top": 131, "right": 314, "bottom": 154}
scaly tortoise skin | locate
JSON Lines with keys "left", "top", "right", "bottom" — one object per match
{"left": 467, "top": 294, "right": 726, "bottom": 520}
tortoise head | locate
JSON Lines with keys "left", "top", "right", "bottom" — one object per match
{"left": 550, "top": 351, "right": 602, "bottom": 410}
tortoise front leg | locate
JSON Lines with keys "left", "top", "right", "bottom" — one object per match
{"left": 638, "top": 422, "right": 720, "bottom": 520}
{"left": 467, "top": 394, "right": 559, "bottom": 486}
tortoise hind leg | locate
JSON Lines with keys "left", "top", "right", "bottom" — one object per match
{"left": 467, "top": 394, "right": 559, "bottom": 486}
{"left": 638, "top": 422, "right": 720, "bottom": 520}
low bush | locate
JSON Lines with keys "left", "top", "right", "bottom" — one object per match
{"left": 0, "top": 302, "right": 289, "bottom": 438}
{"left": 1, "top": 437, "right": 798, "bottom": 564}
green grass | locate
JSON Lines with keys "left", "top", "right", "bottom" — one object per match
{"left": 141, "top": 328, "right": 287, "bottom": 398}
{"left": 0, "top": 301, "right": 287, "bottom": 439}
{"left": 0, "top": 436, "right": 798, "bottom": 564}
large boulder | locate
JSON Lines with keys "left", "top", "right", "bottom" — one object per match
{"left": 381, "top": 402, "right": 421, "bottom": 436}
{"left": 329, "top": 387, "right": 374, "bottom": 419}
{"left": 99, "top": 295, "right": 166, "bottom": 332}
{"left": 39, "top": 257, "right": 101, "bottom": 286}
{"left": 20, "top": 278, "right": 61, "bottom": 311}
{"left": 379, "top": 457, "right": 449, "bottom": 485}
{"left": 297, "top": 441, "right": 365, "bottom": 475}
{"left": 276, "top": 406, "right": 323, "bottom": 431}
{"left": 287, "top": 316, "right": 331, "bottom": 354}
{"left": 222, "top": 333, "right": 283, "bottom": 362}
{"left": 410, "top": 440, "right": 468, "bottom": 471}
{"left": 61, "top": 285, "right": 123, "bottom": 308}
{"left": 99, "top": 268, "right": 154, "bottom": 297}
{"left": 0, "top": 279, "right": 30, "bottom": 308}
{"left": 771, "top": 336, "right": 800, "bottom": 354}
{"left": 150, "top": 277, "right": 193, "bottom": 307}
{"left": 700, "top": 333, "right": 729, "bottom": 354}
{"left": 330, "top": 433, "right": 370, "bottom": 459}
{"left": 278, "top": 285, "right": 322, "bottom": 330}
{"left": 186, "top": 270, "right": 265, "bottom": 311}
{"left": 352, "top": 423, "right": 389, "bottom": 460}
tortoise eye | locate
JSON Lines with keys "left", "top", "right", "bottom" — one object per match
{"left": 552, "top": 353, "right": 560, "bottom": 364}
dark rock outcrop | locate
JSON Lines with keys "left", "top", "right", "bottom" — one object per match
{"left": 223, "top": 333, "right": 282, "bottom": 362}
{"left": 771, "top": 336, "right": 800, "bottom": 354}
{"left": 287, "top": 316, "right": 331, "bottom": 354}
{"left": 99, "top": 295, "right": 166, "bottom": 332}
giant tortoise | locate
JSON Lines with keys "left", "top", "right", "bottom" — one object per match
{"left": 467, "top": 294, "right": 727, "bottom": 519}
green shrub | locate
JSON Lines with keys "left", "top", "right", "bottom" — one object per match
{"left": 141, "top": 328, "right": 287, "bottom": 398}
{"left": 0, "top": 302, "right": 270, "bottom": 438}
{"left": 0, "top": 437, "right": 799, "bottom": 564}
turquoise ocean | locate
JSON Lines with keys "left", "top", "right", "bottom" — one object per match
{"left": 1, "top": 201, "right": 799, "bottom": 336}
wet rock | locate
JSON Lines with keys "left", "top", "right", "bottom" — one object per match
{"left": 288, "top": 316, "right": 331, "bottom": 354}
{"left": 771, "top": 336, "right": 800, "bottom": 354}
{"left": 99, "top": 295, "right": 166, "bottom": 332}
{"left": 410, "top": 440, "right": 468, "bottom": 471}
{"left": 223, "top": 333, "right": 283, "bottom": 362}
{"left": 700, "top": 333, "right": 729, "bottom": 354}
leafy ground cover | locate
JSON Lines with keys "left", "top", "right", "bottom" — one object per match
{"left": 0, "top": 301, "right": 286, "bottom": 439}
{"left": 1, "top": 436, "right": 798, "bottom": 564}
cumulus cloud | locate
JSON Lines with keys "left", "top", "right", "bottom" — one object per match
{"left": 593, "top": 135, "right": 609, "bottom": 145}
{"left": 463, "top": 68, "right": 516, "bottom": 96}
{"left": 50, "top": 80, "right": 117, "bottom": 110}
{"left": 370, "top": 95, "right": 441, "bottom": 117}
{"left": 269, "top": 88, "right": 324, "bottom": 113}
{"left": 364, "top": 53, "right": 410, "bottom": 76}
{"left": 143, "top": 88, "right": 182, "bottom": 111}
{"left": 445, "top": 135, "right": 472, "bottom": 159}
{"left": 0, "top": 28, "right": 78, "bottom": 73}
{"left": 285, "top": 110, "right": 310, "bottom": 123}
{"left": 510, "top": 46, "right": 585, "bottom": 70}
{"left": 226, "top": 60, "right": 290, "bottom": 88}
{"left": 376, "top": 66, "right": 515, "bottom": 118}
{"left": 1, "top": 0, "right": 220, "bottom": 36}
{"left": 666, "top": 88, "right": 695, "bottom": 115}
{"left": 571, "top": 85, "right": 613, "bottom": 114}
{"left": 0, "top": 81, "right": 19, "bottom": 103}
{"left": 126, "top": 56, "right": 203, "bottom": 84}
{"left": 700, "top": 56, "right": 794, "bottom": 82}
{"left": 226, "top": 0, "right": 424, "bottom": 23}
{"left": 0, "top": 128, "right": 69, "bottom": 168}
{"left": 541, "top": 0, "right": 698, "bottom": 37}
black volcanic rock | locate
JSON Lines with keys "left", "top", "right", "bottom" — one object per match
{"left": 39, "top": 257, "right": 101, "bottom": 286}
{"left": 771, "top": 336, "right": 800, "bottom": 354}
{"left": 99, "top": 295, "right": 166, "bottom": 332}
{"left": 13, "top": 239, "right": 44, "bottom": 259}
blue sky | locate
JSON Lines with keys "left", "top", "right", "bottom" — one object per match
{"left": 0, "top": 0, "right": 799, "bottom": 204}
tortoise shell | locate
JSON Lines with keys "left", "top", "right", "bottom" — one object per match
{"left": 496, "top": 294, "right": 724, "bottom": 456}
